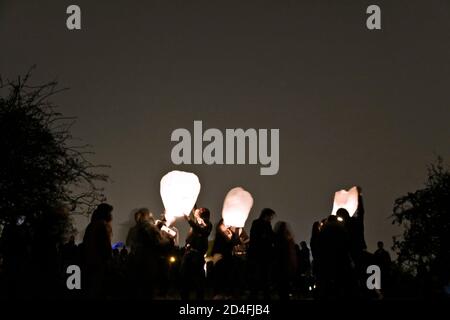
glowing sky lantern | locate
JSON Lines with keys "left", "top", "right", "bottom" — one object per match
{"left": 222, "top": 187, "right": 254, "bottom": 228}
{"left": 160, "top": 170, "right": 201, "bottom": 225}
{"left": 331, "top": 186, "right": 359, "bottom": 217}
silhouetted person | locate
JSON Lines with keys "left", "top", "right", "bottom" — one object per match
{"left": 120, "top": 246, "right": 128, "bottom": 261}
{"left": 348, "top": 187, "right": 367, "bottom": 264}
{"left": 0, "top": 217, "right": 32, "bottom": 298}
{"left": 113, "top": 248, "right": 120, "bottom": 260}
{"left": 296, "top": 240, "right": 311, "bottom": 295}
{"left": 248, "top": 208, "right": 276, "bottom": 299}
{"left": 61, "top": 234, "right": 81, "bottom": 296}
{"left": 336, "top": 208, "right": 350, "bottom": 226}
{"left": 374, "top": 241, "right": 391, "bottom": 292}
{"left": 82, "top": 203, "right": 114, "bottom": 298}
{"left": 310, "top": 221, "right": 322, "bottom": 279}
{"left": 31, "top": 206, "right": 73, "bottom": 298}
{"left": 154, "top": 211, "right": 179, "bottom": 298}
{"left": 317, "top": 213, "right": 355, "bottom": 299}
{"left": 374, "top": 241, "right": 391, "bottom": 269}
{"left": 337, "top": 187, "right": 368, "bottom": 296}
{"left": 127, "top": 209, "right": 149, "bottom": 253}
{"left": 180, "top": 207, "right": 212, "bottom": 300}
{"left": 62, "top": 235, "right": 79, "bottom": 266}
{"left": 231, "top": 227, "right": 250, "bottom": 298}
{"left": 273, "top": 221, "right": 297, "bottom": 300}
{"left": 298, "top": 241, "right": 311, "bottom": 275}
{"left": 126, "top": 207, "right": 170, "bottom": 299}
{"left": 211, "top": 219, "right": 241, "bottom": 299}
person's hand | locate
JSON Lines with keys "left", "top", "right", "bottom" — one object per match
{"left": 220, "top": 224, "right": 233, "bottom": 240}
{"left": 212, "top": 253, "right": 223, "bottom": 265}
{"left": 197, "top": 217, "right": 206, "bottom": 227}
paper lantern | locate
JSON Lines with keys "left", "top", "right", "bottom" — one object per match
{"left": 160, "top": 170, "right": 201, "bottom": 225}
{"left": 331, "top": 186, "right": 359, "bottom": 217}
{"left": 222, "top": 187, "right": 253, "bottom": 228}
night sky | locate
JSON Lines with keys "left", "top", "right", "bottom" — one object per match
{"left": 1, "top": 0, "right": 449, "bottom": 254}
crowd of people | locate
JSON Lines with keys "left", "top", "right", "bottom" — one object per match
{"left": 0, "top": 188, "right": 393, "bottom": 300}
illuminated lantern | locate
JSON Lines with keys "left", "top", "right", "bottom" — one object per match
{"left": 160, "top": 170, "right": 201, "bottom": 225}
{"left": 331, "top": 186, "right": 359, "bottom": 217}
{"left": 222, "top": 187, "right": 253, "bottom": 228}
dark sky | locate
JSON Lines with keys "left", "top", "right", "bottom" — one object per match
{"left": 1, "top": 0, "right": 449, "bottom": 253}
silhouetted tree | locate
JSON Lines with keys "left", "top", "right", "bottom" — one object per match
{"left": 391, "top": 157, "right": 450, "bottom": 295}
{"left": 0, "top": 68, "right": 109, "bottom": 297}
{"left": 0, "top": 68, "right": 108, "bottom": 227}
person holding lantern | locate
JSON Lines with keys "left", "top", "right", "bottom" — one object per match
{"left": 231, "top": 227, "right": 250, "bottom": 298}
{"left": 348, "top": 187, "right": 367, "bottom": 265}
{"left": 211, "top": 219, "right": 241, "bottom": 299}
{"left": 210, "top": 187, "right": 253, "bottom": 299}
{"left": 340, "top": 186, "right": 368, "bottom": 296}
{"left": 331, "top": 186, "right": 367, "bottom": 264}
{"left": 179, "top": 207, "right": 212, "bottom": 300}
{"left": 317, "top": 212, "right": 357, "bottom": 299}
{"left": 125, "top": 207, "right": 171, "bottom": 299}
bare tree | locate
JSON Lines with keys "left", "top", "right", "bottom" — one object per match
{"left": 0, "top": 67, "right": 109, "bottom": 228}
